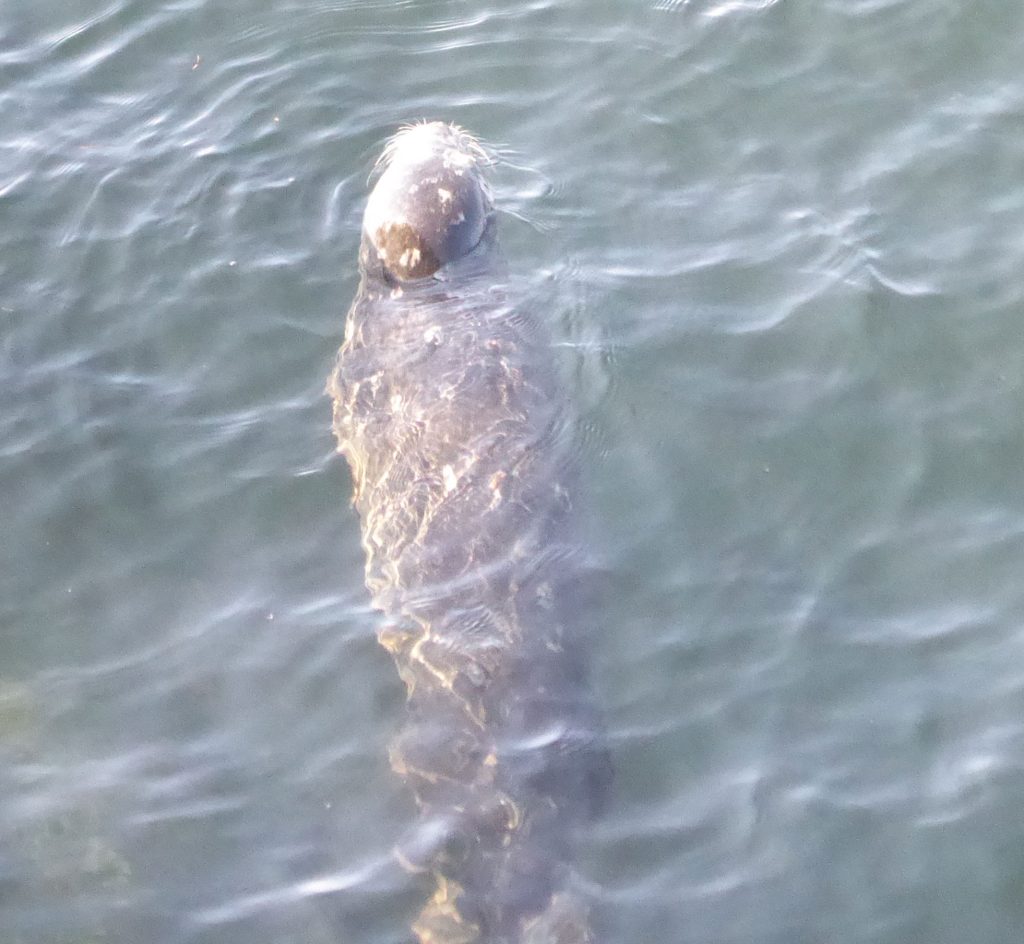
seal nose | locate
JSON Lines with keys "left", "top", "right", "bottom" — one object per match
{"left": 363, "top": 122, "right": 492, "bottom": 281}
{"left": 369, "top": 218, "right": 443, "bottom": 281}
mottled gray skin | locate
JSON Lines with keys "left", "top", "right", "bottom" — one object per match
{"left": 329, "top": 123, "right": 609, "bottom": 944}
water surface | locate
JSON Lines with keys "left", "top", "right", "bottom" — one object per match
{"left": 3, "top": 1, "right": 1024, "bottom": 942}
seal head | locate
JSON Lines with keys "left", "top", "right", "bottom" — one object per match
{"left": 362, "top": 122, "right": 493, "bottom": 282}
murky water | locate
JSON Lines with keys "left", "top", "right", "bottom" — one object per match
{"left": 3, "top": 1, "right": 1024, "bottom": 942}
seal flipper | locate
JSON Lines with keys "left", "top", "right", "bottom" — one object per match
{"left": 521, "top": 893, "right": 595, "bottom": 944}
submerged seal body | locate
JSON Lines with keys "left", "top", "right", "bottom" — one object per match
{"left": 329, "top": 122, "right": 609, "bottom": 943}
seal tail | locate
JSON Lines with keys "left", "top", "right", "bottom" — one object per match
{"left": 411, "top": 887, "right": 596, "bottom": 944}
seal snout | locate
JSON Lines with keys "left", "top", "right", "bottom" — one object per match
{"left": 363, "top": 121, "right": 493, "bottom": 281}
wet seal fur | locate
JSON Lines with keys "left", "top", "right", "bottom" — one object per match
{"left": 329, "top": 122, "right": 610, "bottom": 944}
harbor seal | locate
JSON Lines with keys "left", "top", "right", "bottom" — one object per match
{"left": 329, "top": 122, "right": 609, "bottom": 944}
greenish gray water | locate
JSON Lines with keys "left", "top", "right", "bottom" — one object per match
{"left": 3, "top": 1, "right": 1024, "bottom": 942}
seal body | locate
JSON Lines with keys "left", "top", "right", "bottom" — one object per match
{"left": 329, "top": 123, "right": 609, "bottom": 944}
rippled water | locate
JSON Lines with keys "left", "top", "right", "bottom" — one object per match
{"left": 3, "top": 1, "right": 1024, "bottom": 942}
